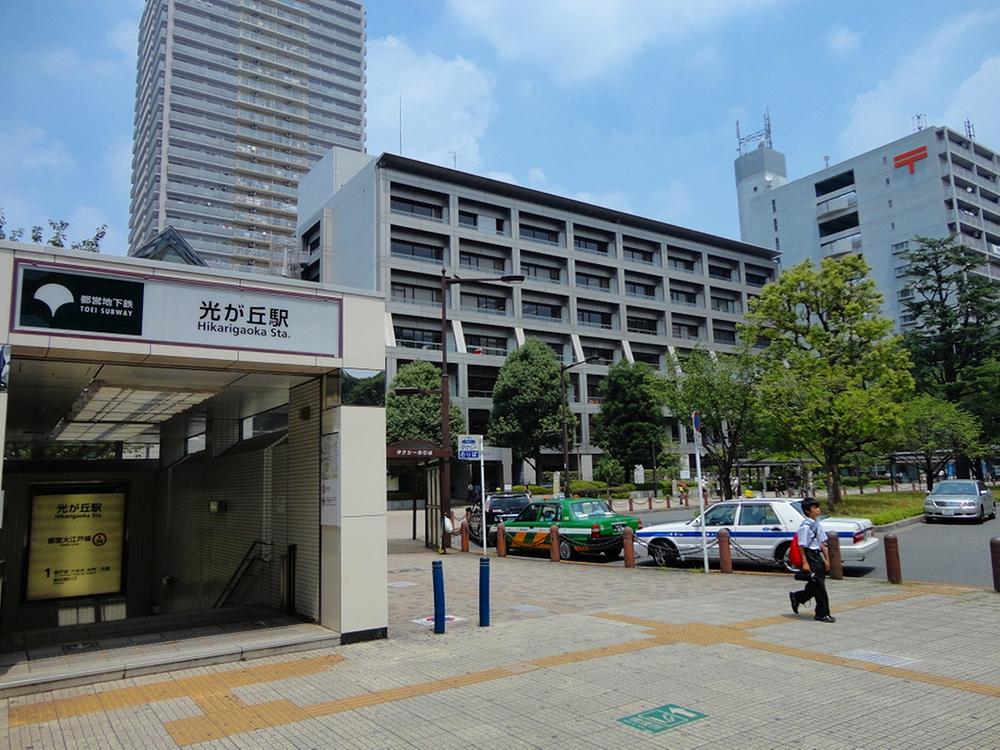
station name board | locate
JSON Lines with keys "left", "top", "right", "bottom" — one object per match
{"left": 14, "top": 263, "right": 341, "bottom": 357}
{"left": 26, "top": 488, "right": 126, "bottom": 601}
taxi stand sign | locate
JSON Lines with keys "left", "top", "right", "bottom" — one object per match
{"left": 692, "top": 411, "right": 709, "bottom": 574}
{"left": 458, "top": 434, "right": 488, "bottom": 553}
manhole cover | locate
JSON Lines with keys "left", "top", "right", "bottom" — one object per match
{"left": 62, "top": 641, "right": 100, "bottom": 654}
{"left": 411, "top": 615, "right": 466, "bottom": 627}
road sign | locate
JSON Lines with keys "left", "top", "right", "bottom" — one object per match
{"left": 618, "top": 704, "right": 707, "bottom": 734}
{"left": 457, "top": 434, "right": 482, "bottom": 461}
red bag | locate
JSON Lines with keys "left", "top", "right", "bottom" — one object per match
{"left": 788, "top": 532, "right": 803, "bottom": 568}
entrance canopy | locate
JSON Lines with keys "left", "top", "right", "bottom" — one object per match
{"left": 0, "top": 241, "right": 388, "bottom": 645}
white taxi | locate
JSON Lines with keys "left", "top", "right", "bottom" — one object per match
{"left": 634, "top": 498, "right": 879, "bottom": 568}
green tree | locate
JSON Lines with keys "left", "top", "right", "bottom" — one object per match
{"left": 385, "top": 361, "right": 464, "bottom": 450}
{"left": 960, "top": 359, "right": 1000, "bottom": 442}
{"left": 592, "top": 361, "right": 666, "bottom": 478}
{"left": 894, "top": 394, "right": 982, "bottom": 491}
{"left": 487, "top": 338, "right": 563, "bottom": 473}
{"left": 0, "top": 209, "right": 106, "bottom": 252}
{"left": 593, "top": 455, "right": 624, "bottom": 485}
{"left": 660, "top": 345, "right": 763, "bottom": 499}
{"left": 741, "top": 255, "right": 913, "bottom": 509}
{"left": 901, "top": 235, "right": 1000, "bottom": 400}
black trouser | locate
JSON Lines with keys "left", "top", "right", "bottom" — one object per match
{"left": 793, "top": 549, "right": 830, "bottom": 619}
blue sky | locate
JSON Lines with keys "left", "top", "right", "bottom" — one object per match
{"left": 1, "top": 0, "right": 999, "bottom": 255}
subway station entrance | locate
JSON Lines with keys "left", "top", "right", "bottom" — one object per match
{"left": 0, "top": 242, "right": 387, "bottom": 648}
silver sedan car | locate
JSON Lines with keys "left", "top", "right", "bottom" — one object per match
{"left": 924, "top": 480, "right": 997, "bottom": 523}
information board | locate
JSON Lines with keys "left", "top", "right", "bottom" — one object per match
{"left": 26, "top": 488, "right": 126, "bottom": 601}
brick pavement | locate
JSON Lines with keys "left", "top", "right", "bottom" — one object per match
{"left": 3, "top": 537, "right": 1000, "bottom": 749}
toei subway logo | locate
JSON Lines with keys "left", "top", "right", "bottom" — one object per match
{"left": 893, "top": 145, "right": 928, "bottom": 174}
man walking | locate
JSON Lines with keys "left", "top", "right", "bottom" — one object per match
{"left": 789, "top": 497, "right": 836, "bottom": 623}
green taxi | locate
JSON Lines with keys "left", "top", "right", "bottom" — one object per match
{"left": 502, "top": 497, "right": 640, "bottom": 560}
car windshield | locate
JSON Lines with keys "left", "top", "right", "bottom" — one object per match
{"left": 570, "top": 500, "right": 614, "bottom": 520}
{"left": 931, "top": 481, "right": 977, "bottom": 495}
{"left": 489, "top": 495, "right": 530, "bottom": 511}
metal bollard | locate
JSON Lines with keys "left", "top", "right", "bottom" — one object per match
{"left": 665, "top": 495, "right": 671, "bottom": 509}
{"left": 460, "top": 519, "right": 470, "bottom": 553}
{"left": 828, "top": 533, "right": 843, "bottom": 580}
{"left": 884, "top": 533, "right": 902, "bottom": 584}
{"left": 432, "top": 560, "right": 446, "bottom": 633}
{"left": 623, "top": 527, "right": 636, "bottom": 568}
{"left": 718, "top": 529, "right": 732, "bottom": 573}
{"left": 628, "top": 497, "right": 634, "bottom": 513}
{"left": 648, "top": 496, "right": 653, "bottom": 511}
{"left": 991, "top": 537, "right": 1000, "bottom": 594}
{"left": 479, "top": 557, "right": 490, "bottom": 627}
{"left": 497, "top": 522, "right": 507, "bottom": 557}
{"left": 550, "top": 524, "right": 560, "bottom": 562}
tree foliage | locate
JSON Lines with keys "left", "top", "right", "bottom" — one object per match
{"left": 900, "top": 235, "right": 1000, "bottom": 399}
{"left": 0, "top": 209, "right": 105, "bottom": 253}
{"left": 741, "top": 255, "right": 913, "bottom": 509}
{"left": 487, "top": 338, "right": 564, "bottom": 468}
{"left": 593, "top": 455, "right": 624, "bottom": 485}
{"left": 893, "top": 394, "right": 982, "bottom": 491}
{"left": 385, "top": 361, "right": 464, "bottom": 450}
{"left": 959, "top": 359, "right": 1000, "bottom": 443}
{"left": 592, "top": 361, "right": 666, "bottom": 476}
{"left": 660, "top": 345, "right": 763, "bottom": 499}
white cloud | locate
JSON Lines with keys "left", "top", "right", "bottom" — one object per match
{"left": 366, "top": 36, "right": 497, "bottom": 171}
{"left": 106, "top": 19, "right": 138, "bottom": 59}
{"left": 448, "top": 0, "right": 779, "bottom": 83}
{"left": 485, "top": 171, "right": 518, "bottom": 184}
{"left": 0, "top": 124, "right": 75, "bottom": 174}
{"left": 823, "top": 23, "right": 862, "bottom": 56}
{"left": 647, "top": 179, "right": 694, "bottom": 224}
{"left": 573, "top": 190, "right": 633, "bottom": 213}
{"left": 839, "top": 11, "right": 1000, "bottom": 156}
{"left": 527, "top": 167, "right": 547, "bottom": 187}
{"left": 943, "top": 54, "right": 1000, "bottom": 146}
{"left": 105, "top": 139, "right": 133, "bottom": 195}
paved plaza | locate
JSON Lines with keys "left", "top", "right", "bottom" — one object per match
{"left": 4, "top": 529, "right": 1000, "bottom": 750}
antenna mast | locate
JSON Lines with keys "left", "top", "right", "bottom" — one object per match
{"left": 737, "top": 108, "right": 773, "bottom": 156}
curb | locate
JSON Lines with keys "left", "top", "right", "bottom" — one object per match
{"left": 0, "top": 632, "right": 340, "bottom": 699}
{"left": 874, "top": 515, "right": 925, "bottom": 533}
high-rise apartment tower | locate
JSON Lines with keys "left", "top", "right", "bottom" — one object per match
{"left": 129, "top": 0, "right": 366, "bottom": 275}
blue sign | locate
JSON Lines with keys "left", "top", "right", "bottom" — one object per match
{"left": 457, "top": 434, "right": 482, "bottom": 461}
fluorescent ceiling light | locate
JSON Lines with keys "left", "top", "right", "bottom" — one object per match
{"left": 52, "top": 381, "right": 216, "bottom": 442}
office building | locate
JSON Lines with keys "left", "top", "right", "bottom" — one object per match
{"left": 299, "top": 148, "right": 779, "bottom": 484}
{"left": 129, "top": 0, "right": 366, "bottom": 275}
{"left": 736, "top": 123, "right": 1000, "bottom": 325}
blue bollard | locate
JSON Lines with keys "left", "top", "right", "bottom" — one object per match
{"left": 479, "top": 556, "right": 490, "bottom": 627}
{"left": 432, "top": 560, "right": 445, "bottom": 634}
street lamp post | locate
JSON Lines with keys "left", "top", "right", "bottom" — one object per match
{"left": 560, "top": 356, "right": 599, "bottom": 480}
{"left": 438, "top": 269, "right": 523, "bottom": 550}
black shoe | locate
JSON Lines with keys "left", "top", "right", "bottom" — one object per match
{"left": 815, "top": 615, "right": 836, "bottom": 623}
{"left": 789, "top": 592, "right": 799, "bottom": 615}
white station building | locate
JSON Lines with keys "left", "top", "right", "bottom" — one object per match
{"left": 0, "top": 238, "right": 387, "bottom": 646}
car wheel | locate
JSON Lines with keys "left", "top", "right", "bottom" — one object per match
{"left": 924, "top": 515, "right": 935, "bottom": 524}
{"left": 602, "top": 543, "right": 623, "bottom": 560}
{"left": 991, "top": 502, "right": 997, "bottom": 520}
{"left": 649, "top": 540, "right": 678, "bottom": 566}
{"left": 977, "top": 505, "right": 985, "bottom": 524}
{"left": 558, "top": 538, "right": 574, "bottom": 560}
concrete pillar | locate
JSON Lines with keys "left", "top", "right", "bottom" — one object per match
{"left": 319, "top": 376, "right": 388, "bottom": 642}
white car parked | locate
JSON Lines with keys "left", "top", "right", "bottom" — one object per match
{"left": 634, "top": 498, "right": 879, "bottom": 568}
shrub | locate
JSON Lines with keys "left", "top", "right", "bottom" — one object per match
{"left": 594, "top": 456, "right": 625, "bottom": 485}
